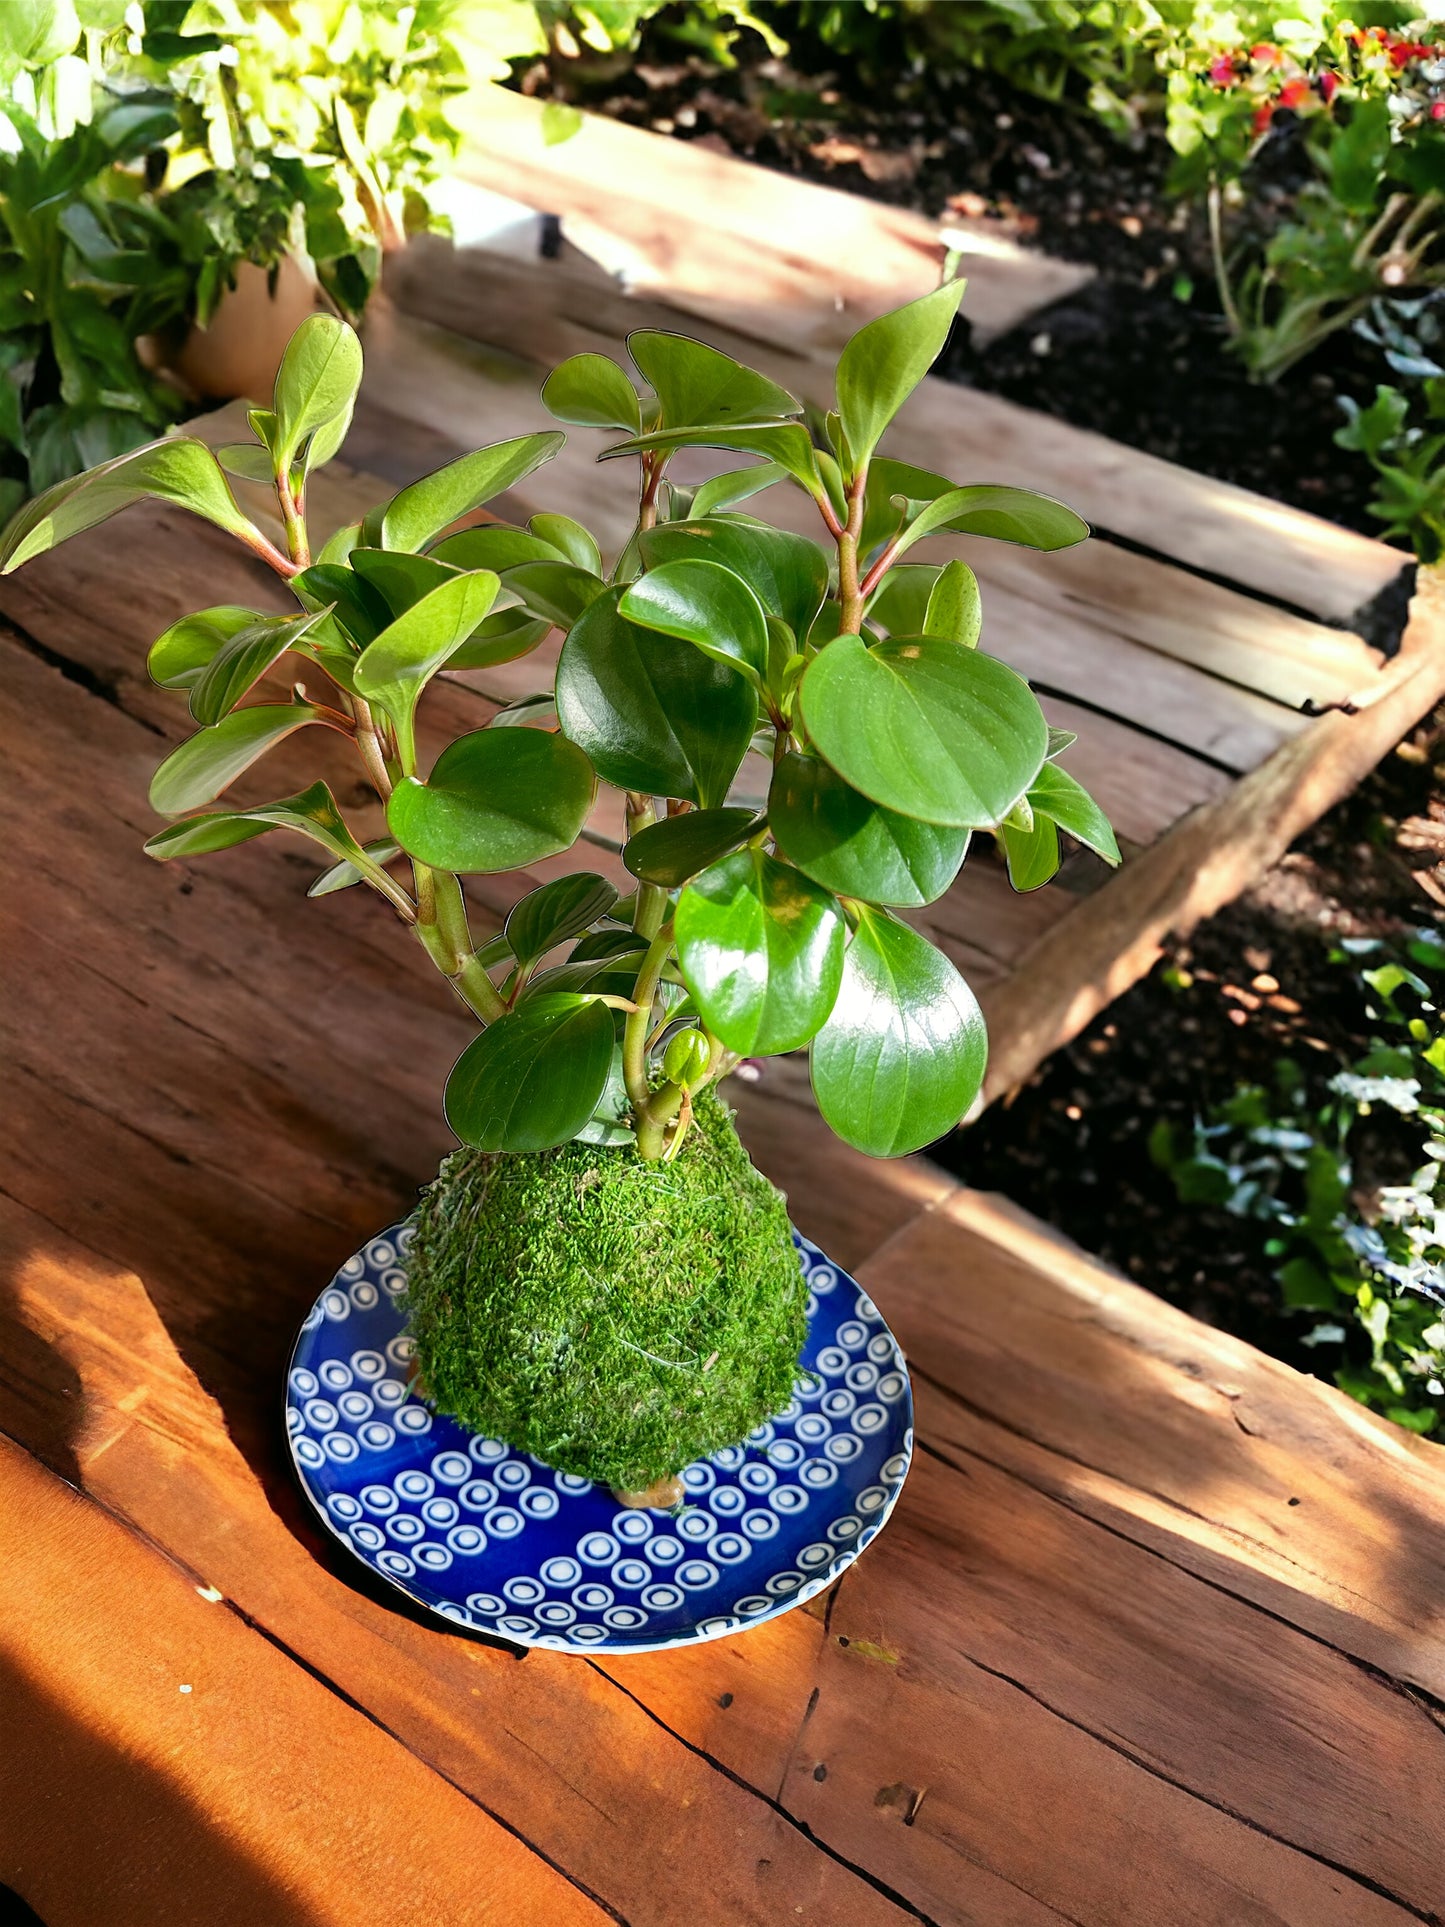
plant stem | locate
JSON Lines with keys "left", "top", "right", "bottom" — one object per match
{"left": 623, "top": 921, "right": 675, "bottom": 1131}
{"left": 1208, "top": 181, "right": 1242, "bottom": 340}
{"left": 279, "top": 476, "right": 311, "bottom": 569}
{"left": 837, "top": 466, "right": 868, "bottom": 635}
{"left": 351, "top": 695, "right": 393, "bottom": 800}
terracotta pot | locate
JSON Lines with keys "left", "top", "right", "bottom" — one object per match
{"left": 169, "top": 254, "right": 318, "bottom": 403}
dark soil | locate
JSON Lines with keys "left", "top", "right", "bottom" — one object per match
{"left": 518, "top": 9, "right": 1391, "bottom": 538}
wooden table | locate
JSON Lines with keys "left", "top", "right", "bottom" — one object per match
{"left": 5, "top": 300, "right": 1445, "bottom": 1924}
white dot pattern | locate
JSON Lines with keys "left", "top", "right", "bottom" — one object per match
{"left": 288, "top": 1224, "right": 912, "bottom": 1653}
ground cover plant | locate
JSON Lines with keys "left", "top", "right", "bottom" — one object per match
{"left": 0, "top": 288, "right": 1115, "bottom": 1486}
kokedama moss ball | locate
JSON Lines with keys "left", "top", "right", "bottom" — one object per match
{"left": 403, "top": 1090, "right": 808, "bottom": 1491}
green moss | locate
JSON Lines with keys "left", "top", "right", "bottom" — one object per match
{"left": 403, "top": 1090, "right": 808, "bottom": 1490}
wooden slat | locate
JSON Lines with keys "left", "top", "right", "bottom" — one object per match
{"left": 454, "top": 84, "right": 1092, "bottom": 350}
{"left": 384, "top": 235, "right": 1407, "bottom": 625}
{"left": 0, "top": 1440, "right": 606, "bottom": 1927}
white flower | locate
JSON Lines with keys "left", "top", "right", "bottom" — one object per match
{"left": 1329, "top": 1073, "right": 1421, "bottom": 1113}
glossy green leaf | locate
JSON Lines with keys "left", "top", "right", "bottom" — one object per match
{"left": 860, "top": 459, "right": 953, "bottom": 557}
{"left": 272, "top": 315, "right": 362, "bottom": 474}
{"left": 800, "top": 633, "right": 1047, "bottom": 829}
{"left": 387, "top": 726, "right": 595, "bottom": 873}
{"left": 689, "top": 462, "right": 788, "bottom": 517}
{"left": 1028, "top": 761, "right": 1120, "bottom": 864}
{"left": 144, "top": 779, "right": 371, "bottom": 872}
{"left": 600, "top": 422, "right": 823, "bottom": 498}
{"left": 505, "top": 872, "right": 619, "bottom": 968}
{"left": 888, "top": 484, "right": 1090, "bottom": 563}
{"left": 0, "top": 437, "right": 259, "bottom": 573}
{"left": 1046, "top": 726, "right": 1077, "bottom": 757}
{"left": 291, "top": 562, "right": 390, "bottom": 647}
{"left": 529, "top": 513, "right": 602, "bottom": 576}
{"left": 429, "top": 526, "right": 567, "bottom": 571}
{"left": 1000, "top": 813, "right": 1060, "bottom": 891}
{"left": 628, "top": 331, "right": 800, "bottom": 428}
{"left": 769, "top": 752, "right": 969, "bottom": 907}
{"left": 541, "top": 353, "right": 642, "bottom": 433}
{"left": 315, "top": 521, "right": 362, "bottom": 566}
{"left": 445, "top": 995, "right": 615, "bottom": 1154}
{"left": 491, "top": 692, "right": 558, "bottom": 728}
{"left": 639, "top": 516, "right": 828, "bottom": 643}
{"left": 189, "top": 608, "right": 329, "bottom": 726}
{"left": 663, "top": 1027, "right": 711, "bottom": 1089}
{"left": 675, "top": 848, "right": 845, "bottom": 1056}
{"left": 149, "top": 703, "right": 323, "bottom": 816}
{"left": 811, "top": 908, "right": 987, "bottom": 1156}
{"left": 574, "top": 1046, "right": 635, "bottom": 1147}
{"left": 556, "top": 588, "right": 755, "bottom": 808}
{"left": 308, "top": 836, "right": 402, "bottom": 897}
{"left": 349, "top": 547, "right": 459, "bottom": 617}
{"left": 378, "top": 433, "right": 565, "bottom": 553}
{"left": 623, "top": 807, "right": 760, "bottom": 886}
{"left": 835, "top": 280, "right": 966, "bottom": 468}
{"left": 353, "top": 570, "right": 500, "bottom": 767}
{"left": 620, "top": 558, "right": 769, "bottom": 680}
{"left": 865, "top": 564, "right": 941, "bottom": 636}
{"left": 923, "top": 559, "right": 981, "bottom": 646}
{"left": 445, "top": 606, "right": 551, "bottom": 672}
{"left": 148, "top": 605, "right": 259, "bottom": 690}
{"left": 503, "top": 560, "right": 607, "bottom": 630}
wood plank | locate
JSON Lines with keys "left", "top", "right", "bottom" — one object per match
{"left": 864, "top": 1188, "right": 1445, "bottom": 1703}
{"left": 384, "top": 236, "right": 1407, "bottom": 625}
{"left": 454, "top": 84, "right": 1091, "bottom": 350}
{"left": 977, "top": 567, "right": 1445, "bottom": 1102}
{"left": 0, "top": 1435, "right": 605, "bottom": 1927}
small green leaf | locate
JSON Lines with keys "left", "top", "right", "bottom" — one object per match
{"left": 1028, "top": 761, "right": 1120, "bottom": 864}
{"left": 430, "top": 526, "right": 567, "bottom": 571}
{"left": 866, "top": 564, "right": 941, "bottom": 636}
{"left": 316, "top": 520, "right": 361, "bottom": 565}
{"left": 923, "top": 559, "right": 981, "bottom": 645}
{"left": 888, "top": 484, "right": 1090, "bottom": 564}
{"left": 624, "top": 807, "right": 761, "bottom": 886}
{"left": 628, "top": 331, "right": 801, "bottom": 428}
{"left": 1047, "top": 726, "right": 1077, "bottom": 757}
{"left": 639, "top": 515, "right": 828, "bottom": 643}
{"left": 620, "top": 557, "right": 769, "bottom": 681}
{"left": 216, "top": 443, "right": 277, "bottom": 484}
{"left": 189, "top": 608, "right": 329, "bottom": 726}
{"left": 1000, "top": 813, "right": 1060, "bottom": 891}
{"left": 600, "top": 422, "right": 823, "bottom": 499}
{"left": 353, "top": 570, "right": 500, "bottom": 768}
{"left": 556, "top": 588, "right": 756, "bottom": 808}
{"left": 387, "top": 726, "right": 596, "bottom": 873}
{"left": 447, "top": 607, "right": 551, "bottom": 670}
{"left": 309, "top": 836, "right": 402, "bottom": 897}
{"left": 503, "top": 559, "right": 607, "bottom": 630}
{"left": 144, "top": 779, "right": 371, "bottom": 872}
{"left": 663, "top": 1028, "right": 711, "bottom": 1089}
{"left": 505, "top": 873, "right": 619, "bottom": 968}
{"left": 541, "top": 353, "right": 642, "bottom": 433}
{"left": 291, "top": 562, "right": 390, "bottom": 646}
{"left": 800, "top": 633, "right": 1048, "bottom": 829}
{"left": 148, "top": 605, "right": 259, "bottom": 690}
{"left": 769, "top": 752, "right": 969, "bottom": 907}
{"left": 835, "top": 281, "right": 966, "bottom": 468}
{"left": 811, "top": 908, "right": 987, "bottom": 1156}
{"left": 445, "top": 995, "right": 615, "bottom": 1153}
{"left": 0, "top": 437, "right": 260, "bottom": 573}
{"left": 349, "top": 547, "right": 459, "bottom": 618}
{"left": 378, "top": 433, "right": 565, "bottom": 553}
{"left": 675, "top": 848, "right": 845, "bottom": 1056}
{"left": 272, "top": 314, "right": 362, "bottom": 475}
{"left": 149, "top": 703, "right": 324, "bottom": 815}
{"left": 574, "top": 1046, "right": 635, "bottom": 1147}
{"left": 529, "top": 513, "right": 603, "bottom": 576}
{"left": 689, "top": 462, "right": 789, "bottom": 517}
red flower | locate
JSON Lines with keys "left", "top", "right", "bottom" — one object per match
{"left": 1251, "top": 41, "right": 1283, "bottom": 67}
{"left": 1277, "top": 77, "right": 1311, "bottom": 110}
{"left": 1388, "top": 39, "right": 1435, "bottom": 68}
{"left": 1318, "top": 70, "right": 1340, "bottom": 103}
{"left": 1253, "top": 101, "right": 1275, "bottom": 135}
{"left": 1432, "top": 99, "right": 1445, "bottom": 120}
{"left": 1208, "top": 51, "right": 1237, "bottom": 86}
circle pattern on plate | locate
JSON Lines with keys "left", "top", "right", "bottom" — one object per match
{"left": 287, "top": 1225, "right": 912, "bottom": 1653}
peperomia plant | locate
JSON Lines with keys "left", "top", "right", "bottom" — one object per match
{"left": 0, "top": 285, "right": 1118, "bottom": 1167}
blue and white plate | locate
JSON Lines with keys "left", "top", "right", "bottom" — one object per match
{"left": 286, "top": 1223, "right": 913, "bottom": 1653}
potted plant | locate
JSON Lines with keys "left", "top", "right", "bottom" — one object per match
{"left": 0, "top": 285, "right": 1117, "bottom": 1638}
